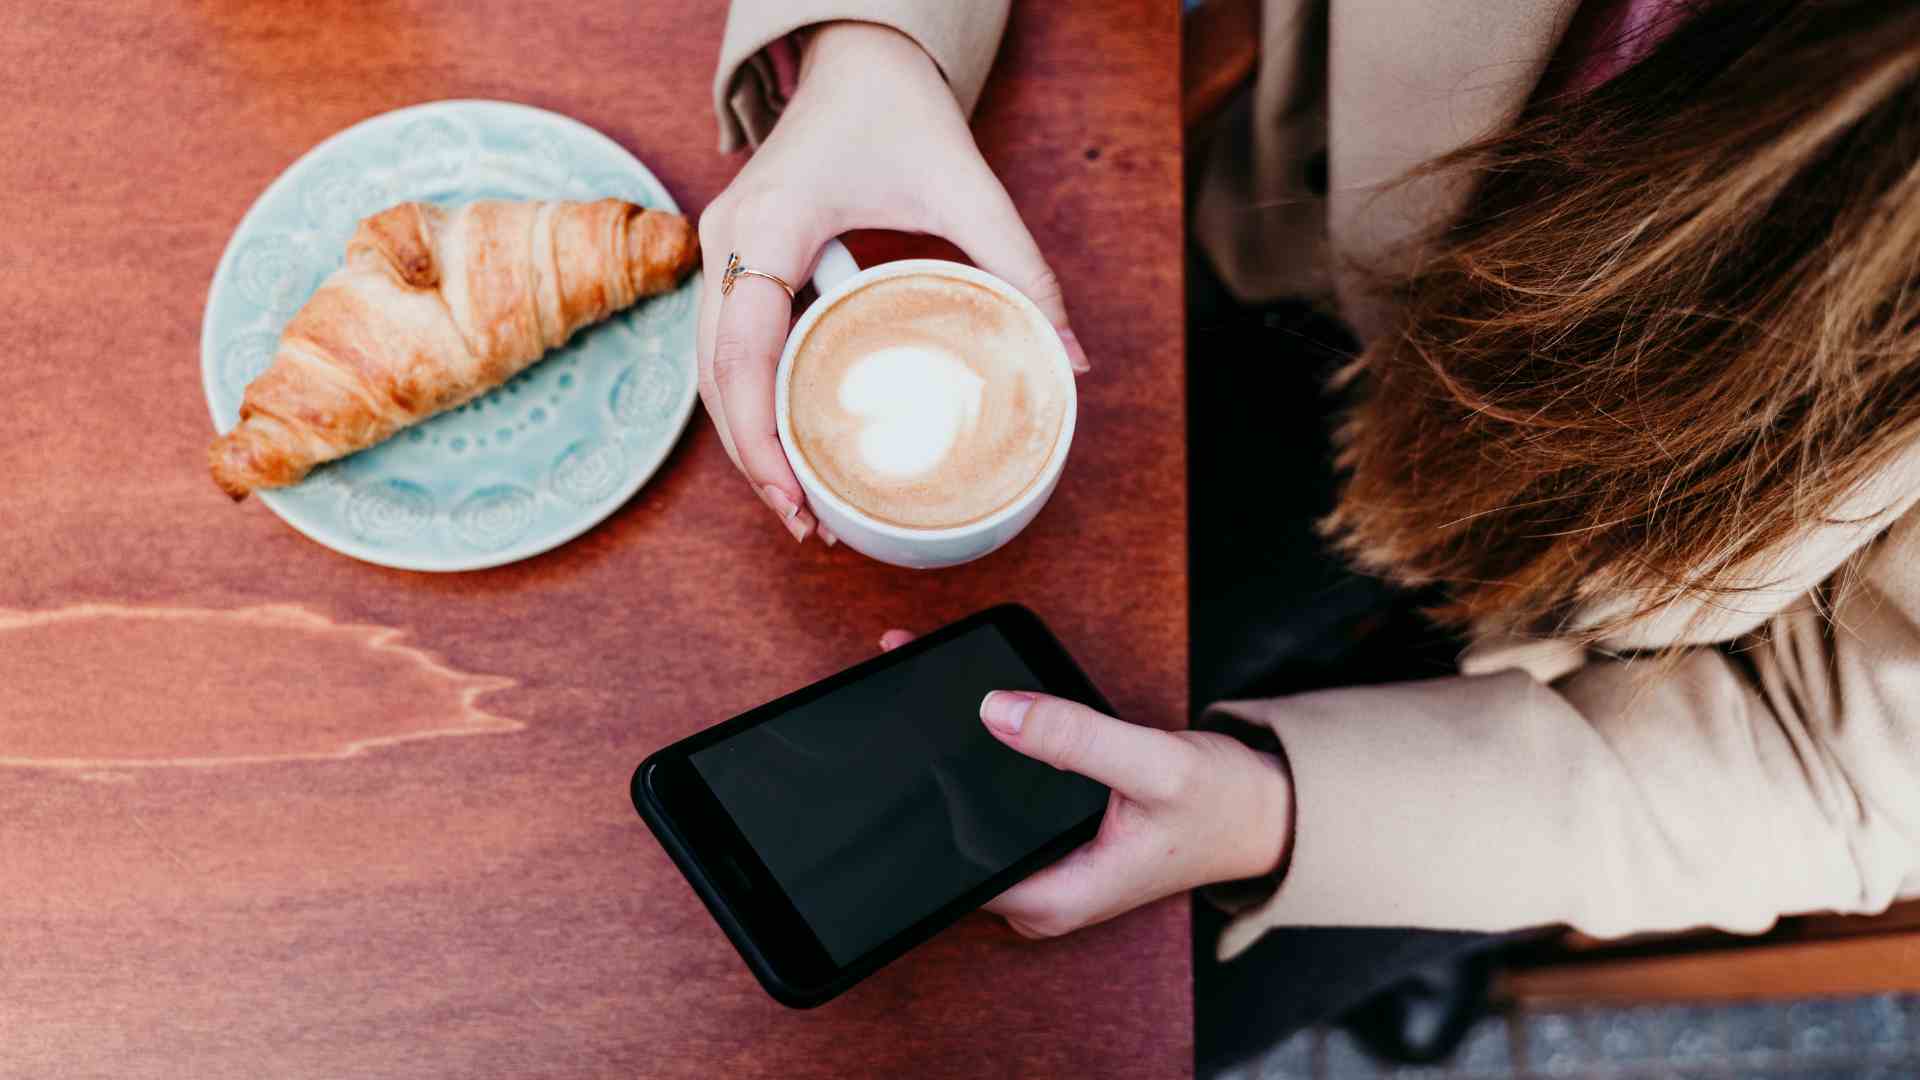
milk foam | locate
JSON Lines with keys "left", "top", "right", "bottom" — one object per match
{"left": 838, "top": 345, "right": 985, "bottom": 478}
{"left": 787, "top": 272, "right": 1069, "bottom": 530}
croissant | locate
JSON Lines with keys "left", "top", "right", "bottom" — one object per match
{"left": 209, "top": 198, "right": 699, "bottom": 500}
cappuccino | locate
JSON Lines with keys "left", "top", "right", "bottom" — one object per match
{"left": 787, "top": 273, "right": 1069, "bottom": 530}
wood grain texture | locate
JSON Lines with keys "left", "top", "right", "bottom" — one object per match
{"left": 1501, "top": 900, "right": 1920, "bottom": 1002}
{"left": 1497, "top": 932, "right": 1920, "bottom": 1004}
{"left": 0, "top": 2, "right": 1188, "bottom": 1077}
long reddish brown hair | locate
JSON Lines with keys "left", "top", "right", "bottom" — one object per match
{"left": 1326, "top": 0, "right": 1920, "bottom": 638}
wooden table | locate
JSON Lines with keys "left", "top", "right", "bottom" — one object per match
{"left": 1498, "top": 902, "right": 1920, "bottom": 1004}
{"left": 2, "top": 2, "right": 1187, "bottom": 1076}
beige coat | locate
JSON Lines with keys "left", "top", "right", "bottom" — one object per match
{"left": 715, "top": 1, "right": 1920, "bottom": 960}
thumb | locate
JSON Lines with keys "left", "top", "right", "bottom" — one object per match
{"left": 697, "top": 200, "right": 837, "bottom": 542}
{"left": 978, "top": 691, "right": 1188, "bottom": 801}
{"left": 942, "top": 166, "right": 1091, "bottom": 375}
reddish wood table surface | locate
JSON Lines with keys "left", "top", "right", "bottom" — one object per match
{"left": 2, "top": 3, "right": 1187, "bottom": 1077}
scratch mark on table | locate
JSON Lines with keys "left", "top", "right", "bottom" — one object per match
{"left": 125, "top": 804, "right": 193, "bottom": 874}
{"left": 0, "top": 604, "right": 519, "bottom": 769}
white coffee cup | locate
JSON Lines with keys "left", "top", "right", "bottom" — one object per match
{"left": 774, "top": 240, "right": 1077, "bottom": 569}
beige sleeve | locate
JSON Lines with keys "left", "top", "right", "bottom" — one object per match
{"left": 713, "top": 0, "right": 1012, "bottom": 151}
{"left": 1208, "top": 508, "right": 1920, "bottom": 962}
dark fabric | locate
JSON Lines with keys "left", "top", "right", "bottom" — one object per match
{"left": 1195, "top": 917, "right": 1520, "bottom": 1073}
{"left": 1186, "top": 269, "right": 1461, "bottom": 709}
{"left": 1185, "top": 252, "right": 1517, "bottom": 1075}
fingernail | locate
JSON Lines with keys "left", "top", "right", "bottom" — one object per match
{"left": 980, "top": 691, "right": 1035, "bottom": 737}
{"left": 819, "top": 523, "right": 840, "bottom": 548}
{"left": 763, "top": 485, "right": 815, "bottom": 543}
{"left": 1060, "top": 328, "right": 1091, "bottom": 374}
{"left": 762, "top": 484, "right": 801, "bottom": 521}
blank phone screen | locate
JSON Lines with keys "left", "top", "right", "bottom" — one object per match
{"left": 688, "top": 624, "right": 1108, "bottom": 967}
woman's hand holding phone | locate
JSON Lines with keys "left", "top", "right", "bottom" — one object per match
{"left": 879, "top": 630, "right": 1295, "bottom": 938}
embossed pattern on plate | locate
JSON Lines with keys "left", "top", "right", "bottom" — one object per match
{"left": 200, "top": 100, "right": 699, "bottom": 571}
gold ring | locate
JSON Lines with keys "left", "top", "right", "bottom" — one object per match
{"left": 722, "top": 252, "right": 796, "bottom": 301}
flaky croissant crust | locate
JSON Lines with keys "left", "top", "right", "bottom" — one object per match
{"left": 209, "top": 199, "right": 697, "bottom": 500}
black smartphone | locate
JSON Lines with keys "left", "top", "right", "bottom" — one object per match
{"left": 630, "top": 604, "right": 1111, "bottom": 1008}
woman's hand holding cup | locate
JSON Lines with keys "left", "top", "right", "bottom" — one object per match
{"left": 696, "top": 21, "right": 1090, "bottom": 546}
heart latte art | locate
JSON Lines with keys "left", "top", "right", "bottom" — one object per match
{"left": 787, "top": 273, "right": 1069, "bottom": 530}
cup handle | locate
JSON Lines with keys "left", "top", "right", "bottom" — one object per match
{"left": 811, "top": 238, "right": 860, "bottom": 296}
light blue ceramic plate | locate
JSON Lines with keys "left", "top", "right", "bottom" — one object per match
{"left": 202, "top": 100, "right": 699, "bottom": 571}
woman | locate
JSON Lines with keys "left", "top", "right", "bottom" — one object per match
{"left": 696, "top": 0, "right": 1920, "bottom": 1055}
